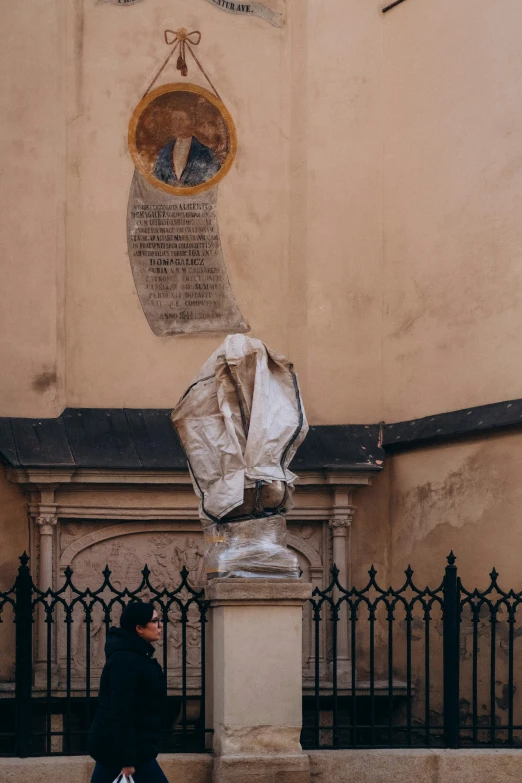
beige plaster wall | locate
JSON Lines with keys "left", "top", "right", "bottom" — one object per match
{"left": 0, "top": 468, "right": 29, "bottom": 589}
{"left": 0, "top": 0, "right": 385, "bottom": 422}
{"left": 0, "top": 468, "right": 28, "bottom": 679}
{"left": 1, "top": 0, "right": 521, "bottom": 424}
{"left": 382, "top": 0, "right": 522, "bottom": 421}
{"left": 289, "top": 0, "right": 384, "bottom": 423}
{"left": 0, "top": 0, "right": 66, "bottom": 417}
{"left": 65, "top": 0, "right": 292, "bottom": 409}
{"left": 64, "top": 0, "right": 384, "bottom": 422}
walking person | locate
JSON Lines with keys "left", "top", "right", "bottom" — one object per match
{"left": 88, "top": 601, "right": 168, "bottom": 783}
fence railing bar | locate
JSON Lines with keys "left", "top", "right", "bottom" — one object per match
{"left": 65, "top": 611, "right": 72, "bottom": 755}
{"left": 424, "top": 609, "right": 430, "bottom": 747}
{"left": 181, "top": 609, "right": 188, "bottom": 746}
{"left": 200, "top": 604, "right": 207, "bottom": 750}
{"left": 405, "top": 607, "right": 412, "bottom": 748}
{"left": 490, "top": 609, "right": 497, "bottom": 748}
{"left": 14, "top": 552, "right": 32, "bottom": 758}
{"left": 46, "top": 614, "right": 52, "bottom": 755}
{"left": 85, "top": 611, "right": 92, "bottom": 748}
{"left": 370, "top": 608, "right": 376, "bottom": 748}
{"left": 443, "top": 554, "right": 460, "bottom": 749}
{"left": 350, "top": 607, "right": 357, "bottom": 748}
{"left": 387, "top": 606, "right": 393, "bottom": 748}
{"left": 472, "top": 610, "right": 478, "bottom": 744}
{"left": 313, "top": 601, "right": 321, "bottom": 748}
{"left": 332, "top": 602, "right": 339, "bottom": 747}
{"left": 508, "top": 608, "right": 515, "bottom": 745}
{"left": 162, "top": 606, "right": 168, "bottom": 685}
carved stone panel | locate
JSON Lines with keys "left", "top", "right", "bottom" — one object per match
{"left": 37, "top": 519, "right": 329, "bottom": 692}
{"left": 53, "top": 525, "right": 206, "bottom": 691}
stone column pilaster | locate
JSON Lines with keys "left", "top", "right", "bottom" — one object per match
{"left": 35, "top": 514, "right": 58, "bottom": 663}
{"left": 329, "top": 498, "right": 355, "bottom": 683}
{"left": 206, "top": 578, "right": 312, "bottom": 783}
{"left": 36, "top": 515, "right": 57, "bottom": 589}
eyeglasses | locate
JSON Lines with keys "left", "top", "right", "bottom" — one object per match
{"left": 148, "top": 617, "right": 161, "bottom": 626}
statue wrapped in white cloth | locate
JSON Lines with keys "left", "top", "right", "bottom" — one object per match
{"left": 171, "top": 334, "right": 308, "bottom": 579}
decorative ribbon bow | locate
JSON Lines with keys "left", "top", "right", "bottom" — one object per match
{"left": 144, "top": 28, "right": 220, "bottom": 101}
{"left": 164, "top": 28, "right": 202, "bottom": 77}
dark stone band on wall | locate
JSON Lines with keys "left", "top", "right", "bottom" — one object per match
{"left": 1, "top": 398, "right": 521, "bottom": 471}
{"left": 0, "top": 410, "right": 383, "bottom": 472}
{"left": 383, "top": 398, "right": 522, "bottom": 451}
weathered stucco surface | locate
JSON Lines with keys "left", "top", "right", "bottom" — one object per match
{"left": 389, "top": 430, "right": 522, "bottom": 587}
{"left": 0, "top": 469, "right": 28, "bottom": 679}
{"left": 2, "top": 0, "right": 521, "bottom": 422}
{"left": 382, "top": 0, "right": 522, "bottom": 421}
{"left": 352, "top": 429, "right": 522, "bottom": 587}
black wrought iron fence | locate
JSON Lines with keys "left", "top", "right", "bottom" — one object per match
{"left": 2, "top": 552, "right": 522, "bottom": 757}
{"left": 0, "top": 553, "right": 209, "bottom": 757}
{"left": 301, "top": 553, "right": 522, "bottom": 750}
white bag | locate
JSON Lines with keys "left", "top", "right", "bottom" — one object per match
{"left": 111, "top": 775, "right": 135, "bottom": 783}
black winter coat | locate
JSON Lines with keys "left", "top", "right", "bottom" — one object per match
{"left": 88, "top": 627, "right": 166, "bottom": 768}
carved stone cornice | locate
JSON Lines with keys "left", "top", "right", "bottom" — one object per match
{"left": 7, "top": 467, "right": 375, "bottom": 490}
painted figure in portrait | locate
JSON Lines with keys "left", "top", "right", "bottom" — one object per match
{"left": 129, "top": 83, "right": 236, "bottom": 196}
{"left": 153, "top": 108, "right": 221, "bottom": 187}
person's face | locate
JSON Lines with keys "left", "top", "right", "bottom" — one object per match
{"left": 171, "top": 109, "right": 193, "bottom": 139}
{"left": 136, "top": 609, "right": 162, "bottom": 643}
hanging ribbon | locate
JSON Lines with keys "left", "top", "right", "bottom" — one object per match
{"left": 144, "top": 29, "right": 221, "bottom": 100}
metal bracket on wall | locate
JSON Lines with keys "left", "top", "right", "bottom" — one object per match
{"left": 382, "top": 0, "right": 408, "bottom": 12}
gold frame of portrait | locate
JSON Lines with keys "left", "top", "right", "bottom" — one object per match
{"left": 128, "top": 82, "right": 238, "bottom": 197}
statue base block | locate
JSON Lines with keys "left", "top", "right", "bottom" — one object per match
{"left": 206, "top": 579, "right": 313, "bottom": 783}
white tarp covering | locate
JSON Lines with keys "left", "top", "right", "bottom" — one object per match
{"left": 171, "top": 334, "right": 308, "bottom": 525}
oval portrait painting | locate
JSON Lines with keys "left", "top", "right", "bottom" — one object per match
{"left": 128, "top": 83, "right": 237, "bottom": 197}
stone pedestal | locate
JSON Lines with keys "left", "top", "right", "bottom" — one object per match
{"left": 206, "top": 578, "right": 313, "bottom": 783}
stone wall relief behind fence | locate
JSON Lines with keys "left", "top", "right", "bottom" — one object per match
{"left": 40, "top": 520, "right": 326, "bottom": 690}
{"left": 53, "top": 527, "right": 207, "bottom": 689}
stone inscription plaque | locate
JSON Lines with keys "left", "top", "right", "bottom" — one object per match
{"left": 127, "top": 83, "right": 248, "bottom": 336}
{"left": 128, "top": 172, "right": 248, "bottom": 335}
